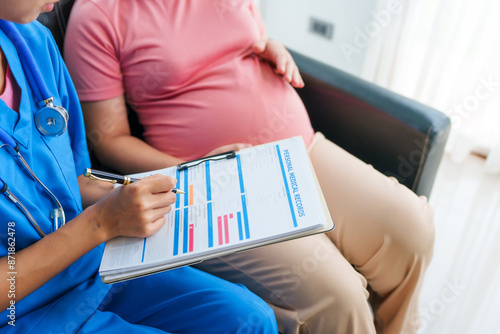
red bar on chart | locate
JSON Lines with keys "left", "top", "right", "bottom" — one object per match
{"left": 218, "top": 216, "right": 223, "bottom": 246}
{"left": 224, "top": 215, "right": 230, "bottom": 244}
{"left": 188, "top": 224, "right": 194, "bottom": 252}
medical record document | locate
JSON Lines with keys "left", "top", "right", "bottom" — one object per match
{"left": 99, "top": 136, "right": 334, "bottom": 283}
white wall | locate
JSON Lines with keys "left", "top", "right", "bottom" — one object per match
{"left": 260, "top": 0, "right": 379, "bottom": 77}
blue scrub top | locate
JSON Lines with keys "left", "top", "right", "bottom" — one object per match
{"left": 0, "top": 22, "right": 111, "bottom": 332}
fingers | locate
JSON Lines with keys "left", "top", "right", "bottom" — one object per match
{"left": 146, "top": 215, "right": 167, "bottom": 237}
{"left": 140, "top": 174, "right": 177, "bottom": 194}
{"left": 283, "top": 58, "right": 294, "bottom": 82}
{"left": 127, "top": 178, "right": 176, "bottom": 237}
{"left": 232, "top": 143, "right": 252, "bottom": 151}
{"left": 135, "top": 208, "right": 170, "bottom": 238}
{"left": 275, "top": 53, "right": 288, "bottom": 75}
{"left": 256, "top": 39, "right": 304, "bottom": 88}
{"left": 149, "top": 189, "right": 177, "bottom": 211}
{"left": 122, "top": 213, "right": 168, "bottom": 239}
{"left": 122, "top": 189, "right": 174, "bottom": 238}
{"left": 276, "top": 56, "right": 304, "bottom": 88}
{"left": 291, "top": 67, "right": 305, "bottom": 88}
{"left": 132, "top": 174, "right": 177, "bottom": 215}
{"left": 94, "top": 174, "right": 178, "bottom": 239}
{"left": 252, "top": 39, "right": 267, "bottom": 54}
{"left": 205, "top": 143, "right": 251, "bottom": 157}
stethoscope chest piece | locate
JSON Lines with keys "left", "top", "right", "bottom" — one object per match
{"left": 36, "top": 100, "right": 69, "bottom": 137}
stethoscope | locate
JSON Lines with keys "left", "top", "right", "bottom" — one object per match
{"left": 0, "top": 20, "right": 68, "bottom": 237}
{"left": 0, "top": 19, "right": 69, "bottom": 136}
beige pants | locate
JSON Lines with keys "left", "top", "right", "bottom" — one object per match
{"left": 194, "top": 133, "right": 435, "bottom": 334}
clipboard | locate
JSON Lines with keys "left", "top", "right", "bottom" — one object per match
{"left": 99, "top": 136, "right": 334, "bottom": 284}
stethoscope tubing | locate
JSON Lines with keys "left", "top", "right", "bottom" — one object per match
{"left": 0, "top": 20, "right": 69, "bottom": 236}
{"left": 1, "top": 127, "right": 66, "bottom": 236}
{"left": 0, "top": 19, "right": 53, "bottom": 104}
{"left": 0, "top": 177, "right": 47, "bottom": 237}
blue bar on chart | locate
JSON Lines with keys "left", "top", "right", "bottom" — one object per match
{"left": 173, "top": 169, "right": 181, "bottom": 256}
{"left": 241, "top": 195, "right": 250, "bottom": 239}
{"left": 237, "top": 211, "right": 243, "bottom": 241}
{"left": 175, "top": 169, "right": 182, "bottom": 208}
{"left": 173, "top": 211, "right": 180, "bottom": 256}
{"left": 184, "top": 168, "right": 189, "bottom": 207}
{"left": 236, "top": 155, "right": 245, "bottom": 193}
{"left": 276, "top": 144, "right": 298, "bottom": 228}
{"left": 207, "top": 202, "right": 213, "bottom": 248}
{"left": 205, "top": 161, "right": 212, "bottom": 201}
{"left": 236, "top": 155, "right": 250, "bottom": 239}
{"left": 206, "top": 161, "right": 214, "bottom": 248}
{"left": 141, "top": 238, "right": 147, "bottom": 262}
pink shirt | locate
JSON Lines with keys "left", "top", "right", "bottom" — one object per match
{"left": 0, "top": 65, "right": 20, "bottom": 112}
{"left": 65, "top": 0, "right": 314, "bottom": 161}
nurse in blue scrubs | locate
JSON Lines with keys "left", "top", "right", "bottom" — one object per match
{"left": 0, "top": 1, "right": 278, "bottom": 333}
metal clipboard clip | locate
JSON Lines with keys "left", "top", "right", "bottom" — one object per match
{"left": 177, "top": 150, "right": 237, "bottom": 171}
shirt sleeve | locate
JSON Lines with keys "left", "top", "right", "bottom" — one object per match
{"left": 64, "top": 1, "right": 124, "bottom": 102}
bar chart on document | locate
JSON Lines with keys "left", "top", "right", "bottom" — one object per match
{"left": 99, "top": 137, "right": 332, "bottom": 281}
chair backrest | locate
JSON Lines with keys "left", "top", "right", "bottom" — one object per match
{"left": 37, "top": 0, "right": 76, "bottom": 56}
{"left": 37, "top": 0, "right": 145, "bottom": 171}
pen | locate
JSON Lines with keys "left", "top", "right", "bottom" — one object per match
{"left": 83, "top": 168, "right": 185, "bottom": 194}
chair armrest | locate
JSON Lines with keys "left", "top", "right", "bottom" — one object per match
{"left": 290, "top": 50, "right": 451, "bottom": 198}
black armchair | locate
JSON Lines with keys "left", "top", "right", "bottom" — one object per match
{"left": 38, "top": 0, "right": 450, "bottom": 198}
{"left": 291, "top": 51, "right": 451, "bottom": 197}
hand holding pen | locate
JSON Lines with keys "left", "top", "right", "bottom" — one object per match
{"left": 89, "top": 173, "right": 177, "bottom": 240}
{"left": 84, "top": 168, "right": 185, "bottom": 194}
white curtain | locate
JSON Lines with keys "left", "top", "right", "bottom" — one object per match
{"left": 362, "top": 0, "right": 500, "bottom": 173}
